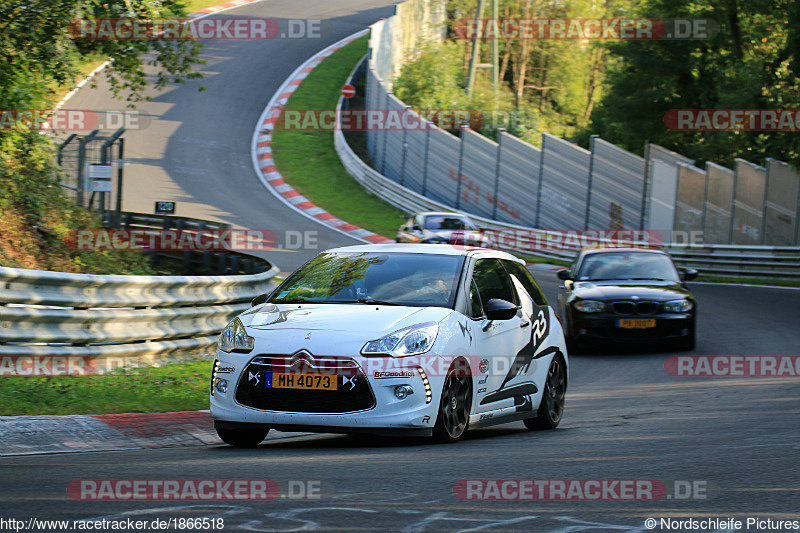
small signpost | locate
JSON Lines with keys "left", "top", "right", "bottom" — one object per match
{"left": 155, "top": 201, "right": 176, "bottom": 215}
{"left": 341, "top": 84, "right": 356, "bottom": 98}
{"left": 87, "top": 164, "right": 113, "bottom": 192}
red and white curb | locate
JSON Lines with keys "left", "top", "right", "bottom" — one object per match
{"left": 250, "top": 29, "right": 394, "bottom": 245}
{"left": 188, "top": 0, "right": 264, "bottom": 17}
{"left": 0, "top": 411, "right": 307, "bottom": 456}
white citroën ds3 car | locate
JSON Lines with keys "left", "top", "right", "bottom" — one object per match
{"left": 210, "top": 244, "right": 568, "bottom": 446}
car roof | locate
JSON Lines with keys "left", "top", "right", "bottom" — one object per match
{"left": 323, "top": 243, "right": 520, "bottom": 260}
{"left": 580, "top": 247, "right": 667, "bottom": 256}
{"left": 411, "top": 211, "right": 474, "bottom": 219}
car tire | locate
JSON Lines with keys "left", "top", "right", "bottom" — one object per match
{"left": 432, "top": 362, "right": 472, "bottom": 443}
{"left": 679, "top": 326, "right": 696, "bottom": 351}
{"left": 216, "top": 426, "right": 269, "bottom": 447}
{"left": 524, "top": 356, "right": 566, "bottom": 430}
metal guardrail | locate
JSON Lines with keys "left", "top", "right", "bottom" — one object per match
{"left": 335, "top": 58, "right": 800, "bottom": 278}
{"left": 0, "top": 216, "right": 280, "bottom": 370}
{"left": 117, "top": 212, "right": 271, "bottom": 276}
{"left": 665, "top": 245, "right": 800, "bottom": 279}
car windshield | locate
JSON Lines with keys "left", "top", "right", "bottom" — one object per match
{"left": 269, "top": 252, "right": 464, "bottom": 308}
{"left": 576, "top": 251, "right": 680, "bottom": 282}
{"left": 424, "top": 215, "right": 474, "bottom": 230}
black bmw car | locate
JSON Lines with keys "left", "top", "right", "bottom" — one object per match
{"left": 557, "top": 248, "right": 698, "bottom": 351}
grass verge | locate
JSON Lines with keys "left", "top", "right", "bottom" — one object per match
{"left": 1, "top": 356, "right": 212, "bottom": 416}
{"left": 271, "top": 36, "right": 407, "bottom": 239}
{"left": 273, "top": 31, "right": 799, "bottom": 288}
{"left": 692, "top": 275, "right": 800, "bottom": 288}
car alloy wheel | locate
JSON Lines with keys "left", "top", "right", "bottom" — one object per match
{"left": 524, "top": 356, "right": 566, "bottom": 430}
{"left": 433, "top": 363, "right": 472, "bottom": 443}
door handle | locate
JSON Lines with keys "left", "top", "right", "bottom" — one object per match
{"left": 520, "top": 320, "right": 530, "bottom": 328}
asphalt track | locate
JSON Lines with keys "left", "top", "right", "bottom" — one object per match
{"left": 65, "top": 0, "right": 403, "bottom": 273}
{"left": 4, "top": 1, "right": 799, "bottom": 531}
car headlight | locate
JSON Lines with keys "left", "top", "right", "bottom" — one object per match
{"left": 663, "top": 299, "right": 693, "bottom": 313}
{"left": 218, "top": 317, "right": 254, "bottom": 353}
{"left": 361, "top": 322, "right": 439, "bottom": 357}
{"left": 573, "top": 300, "right": 605, "bottom": 313}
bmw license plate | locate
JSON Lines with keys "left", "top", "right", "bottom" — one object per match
{"left": 616, "top": 318, "right": 656, "bottom": 328}
{"left": 265, "top": 373, "right": 338, "bottom": 390}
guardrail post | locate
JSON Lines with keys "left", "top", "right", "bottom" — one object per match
{"left": 491, "top": 129, "right": 505, "bottom": 220}
{"left": 535, "top": 133, "right": 546, "bottom": 227}
{"left": 399, "top": 106, "right": 411, "bottom": 186}
{"left": 203, "top": 251, "right": 213, "bottom": 275}
{"left": 421, "top": 121, "right": 432, "bottom": 196}
{"left": 380, "top": 91, "right": 392, "bottom": 175}
{"left": 229, "top": 255, "right": 240, "bottom": 274}
{"left": 641, "top": 141, "right": 651, "bottom": 228}
{"left": 455, "top": 125, "right": 467, "bottom": 209}
{"left": 115, "top": 138, "right": 124, "bottom": 228}
{"left": 760, "top": 160, "right": 771, "bottom": 245}
{"left": 76, "top": 137, "right": 87, "bottom": 207}
{"left": 728, "top": 166, "right": 738, "bottom": 244}
{"left": 584, "top": 135, "right": 598, "bottom": 229}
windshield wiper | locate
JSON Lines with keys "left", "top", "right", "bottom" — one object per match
{"left": 621, "top": 277, "right": 671, "bottom": 281}
{"left": 352, "top": 298, "right": 400, "bottom": 306}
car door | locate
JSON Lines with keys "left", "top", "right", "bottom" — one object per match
{"left": 468, "top": 257, "right": 532, "bottom": 415}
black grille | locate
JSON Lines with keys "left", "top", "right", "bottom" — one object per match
{"left": 235, "top": 355, "right": 375, "bottom": 413}
{"left": 636, "top": 302, "right": 656, "bottom": 314}
{"left": 613, "top": 302, "right": 635, "bottom": 315}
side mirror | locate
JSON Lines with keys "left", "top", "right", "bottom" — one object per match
{"left": 557, "top": 269, "right": 573, "bottom": 281}
{"left": 681, "top": 268, "right": 699, "bottom": 281}
{"left": 485, "top": 298, "right": 518, "bottom": 321}
{"left": 251, "top": 293, "right": 268, "bottom": 307}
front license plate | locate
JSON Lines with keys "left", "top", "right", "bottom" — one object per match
{"left": 265, "top": 373, "right": 338, "bottom": 390}
{"left": 616, "top": 318, "right": 656, "bottom": 328}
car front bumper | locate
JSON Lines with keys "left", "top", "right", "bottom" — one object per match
{"left": 210, "top": 351, "right": 443, "bottom": 432}
{"left": 569, "top": 313, "right": 694, "bottom": 344}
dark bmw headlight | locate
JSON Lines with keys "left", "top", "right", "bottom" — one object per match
{"left": 573, "top": 300, "right": 605, "bottom": 313}
{"left": 663, "top": 299, "right": 693, "bottom": 313}
{"left": 218, "top": 317, "right": 254, "bottom": 353}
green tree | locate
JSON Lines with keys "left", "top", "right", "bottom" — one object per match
{"left": 0, "top": 0, "right": 204, "bottom": 111}
{"left": 587, "top": 0, "right": 800, "bottom": 168}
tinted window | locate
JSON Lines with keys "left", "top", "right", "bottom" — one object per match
{"left": 424, "top": 215, "right": 475, "bottom": 230}
{"left": 502, "top": 260, "right": 548, "bottom": 305}
{"left": 472, "top": 258, "right": 515, "bottom": 305}
{"left": 468, "top": 280, "right": 484, "bottom": 318}
{"left": 270, "top": 252, "right": 464, "bottom": 308}
{"left": 577, "top": 251, "right": 680, "bottom": 282}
